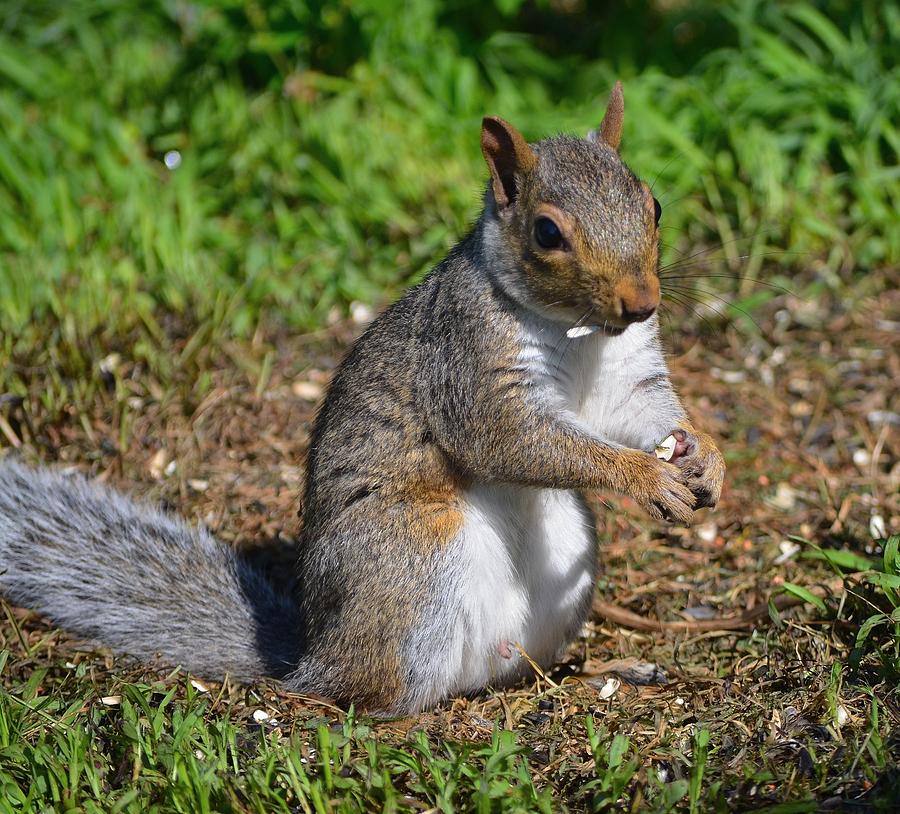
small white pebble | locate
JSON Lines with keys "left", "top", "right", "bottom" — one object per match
{"left": 836, "top": 705, "right": 850, "bottom": 727}
{"left": 99, "top": 353, "right": 121, "bottom": 376}
{"left": 349, "top": 301, "right": 374, "bottom": 325}
{"left": 65, "top": 661, "right": 77, "bottom": 669}
{"left": 710, "top": 367, "right": 746, "bottom": 384}
{"left": 852, "top": 448, "right": 871, "bottom": 467}
{"left": 188, "top": 479, "right": 209, "bottom": 492}
{"left": 164, "top": 150, "right": 182, "bottom": 170}
{"left": 190, "top": 680, "right": 209, "bottom": 693}
{"left": 695, "top": 522, "right": 718, "bottom": 544}
{"left": 598, "top": 677, "right": 620, "bottom": 700}
{"left": 674, "top": 697, "right": 685, "bottom": 706}
{"left": 252, "top": 709, "right": 270, "bottom": 722}
{"left": 148, "top": 449, "right": 168, "bottom": 480}
{"left": 195, "top": 749, "right": 205, "bottom": 760}
{"left": 292, "top": 380, "right": 323, "bottom": 401}
{"left": 767, "top": 482, "right": 798, "bottom": 511}
{"left": 868, "top": 410, "right": 900, "bottom": 428}
{"left": 774, "top": 540, "right": 801, "bottom": 565}
{"left": 869, "top": 515, "right": 887, "bottom": 540}
{"left": 100, "top": 696, "right": 121, "bottom": 706}
{"left": 164, "top": 460, "right": 177, "bottom": 477}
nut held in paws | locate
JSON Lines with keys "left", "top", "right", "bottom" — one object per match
{"left": 655, "top": 434, "right": 677, "bottom": 462}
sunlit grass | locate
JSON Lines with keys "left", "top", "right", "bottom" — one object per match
{"left": 0, "top": 1, "right": 895, "bottom": 347}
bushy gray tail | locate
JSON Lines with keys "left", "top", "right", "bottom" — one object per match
{"left": 0, "top": 459, "right": 301, "bottom": 680}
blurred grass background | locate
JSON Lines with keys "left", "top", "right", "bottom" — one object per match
{"left": 0, "top": 0, "right": 896, "bottom": 344}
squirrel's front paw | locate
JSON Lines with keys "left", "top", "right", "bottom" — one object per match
{"left": 671, "top": 430, "right": 725, "bottom": 509}
{"left": 626, "top": 454, "right": 696, "bottom": 525}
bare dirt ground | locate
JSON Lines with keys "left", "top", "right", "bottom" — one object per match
{"left": 1, "top": 285, "right": 898, "bottom": 807}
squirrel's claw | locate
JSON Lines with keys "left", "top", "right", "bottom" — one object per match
{"left": 646, "top": 477, "right": 696, "bottom": 526}
{"left": 674, "top": 431, "right": 726, "bottom": 509}
{"left": 628, "top": 454, "right": 696, "bottom": 526}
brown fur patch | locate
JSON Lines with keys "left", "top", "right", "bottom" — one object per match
{"left": 386, "top": 442, "right": 469, "bottom": 545}
{"left": 407, "top": 500, "right": 464, "bottom": 548}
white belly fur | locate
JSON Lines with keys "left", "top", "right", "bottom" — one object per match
{"left": 435, "top": 319, "right": 666, "bottom": 699}
{"left": 447, "top": 482, "right": 596, "bottom": 694}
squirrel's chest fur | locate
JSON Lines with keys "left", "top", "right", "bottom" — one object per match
{"left": 432, "top": 320, "right": 660, "bottom": 700}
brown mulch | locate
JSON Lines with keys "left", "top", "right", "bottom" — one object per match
{"left": 1, "top": 282, "right": 897, "bottom": 802}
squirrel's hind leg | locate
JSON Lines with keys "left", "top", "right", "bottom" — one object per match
{"left": 291, "top": 494, "right": 469, "bottom": 714}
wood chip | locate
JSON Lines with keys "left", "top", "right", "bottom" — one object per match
{"left": 292, "top": 381, "right": 323, "bottom": 401}
{"left": 148, "top": 449, "right": 168, "bottom": 480}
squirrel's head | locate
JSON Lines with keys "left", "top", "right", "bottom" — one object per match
{"left": 481, "top": 83, "right": 661, "bottom": 333}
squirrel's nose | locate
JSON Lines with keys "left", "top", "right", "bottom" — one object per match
{"left": 614, "top": 276, "right": 660, "bottom": 323}
{"left": 619, "top": 298, "right": 657, "bottom": 323}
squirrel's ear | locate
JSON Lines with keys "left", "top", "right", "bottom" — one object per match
{"left": 481, "top": 116, "right": 536, "bottom": 211}
{"left": 590, "top": 81, "right": 624, "bottom": 151}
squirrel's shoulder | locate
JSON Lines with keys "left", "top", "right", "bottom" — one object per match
{"left": 350, "top": 227, "right": 517, "bottom": 356}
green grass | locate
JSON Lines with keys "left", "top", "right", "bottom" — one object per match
{"left": 1, "top": 671, "right": 570, "bottom": 813}
{"left": 0, "top": 0, "right": 896, "bottom": 348}
{"left": 0, "top": 658, "right": 701, "bottom": 813}
{"left": 1, "top": 639, "right": 897, "bottom": 811}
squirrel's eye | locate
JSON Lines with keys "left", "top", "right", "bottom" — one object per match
{"left": 653, "top": 198, "right": 662, "bottom": 226}
{"left": 534, "top": 216, "right": 563, "bottom": 249}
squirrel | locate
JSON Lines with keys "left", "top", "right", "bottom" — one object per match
{"left": 0, "top": 83, "right": 725, "bottom": 715}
